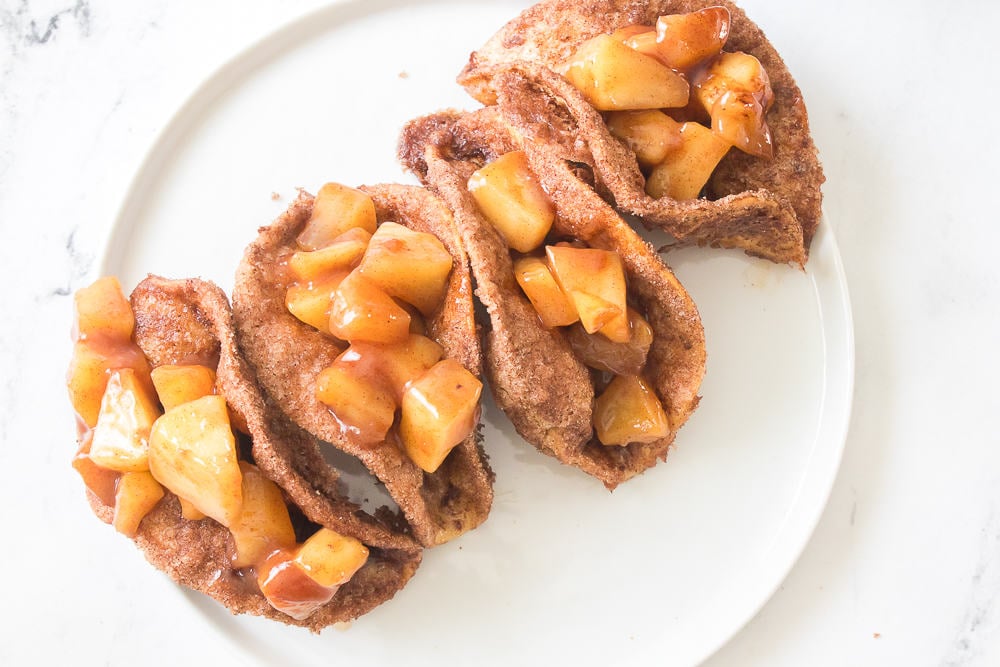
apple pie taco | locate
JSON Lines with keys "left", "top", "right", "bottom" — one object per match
{"left": 67, "top": 275, "right": 421, "bottom": 630}
{"left": 399, "top": 107, "right": 705, "bottom": 489}
{"left": 457, "top": 0, "right": 824, "bottom": 265}
{"left": 232, "top": 184, "right": 494, "bottom": 547}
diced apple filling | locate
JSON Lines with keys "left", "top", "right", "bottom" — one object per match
{"left": 559, "top": 7, "right": 773, "bottom": 199}
{"left": 257, "top": 528, "right": 369, "bottom": 621}
{"left": 399, "top": 359, "right": 483, "bottom": 474}
{"left": 230, "top": 462, "right": 297, "bottom": 568}
{"left": 546, "top": 245, "right": 629, "bottom": 342}
{"left": 149, "top": 395, "right": 244, "bottom": 527}
{"left": 357, "top": 221, "right": 453, "bottom": 317}
{"left": 70, "top": 276, "right": 371, "bottom": 621}
{"left": 457, "top": 148, "right": 670, "bottom": 446}
{"left": 151, "top": 364, "right": 217, "bottom": 412}
{"left": 297, "top": 183, "right": 377, "bottom": 250}
{"left": 561, "top": 34, "right": 690, "bottom": 111}
{"left": 467, "top": 150, "right": 555, "bottom": 253}
{"left": 287, "top": 183, "right": 479, "bottom": 472}
{"left": 513, "top": 256, "right": 580, "bottom": 328}
{"left": 593, "top": 374, "right": 671, "bottom": 446}
{"left": 89, "top": 368, "right": 162, "bottom": 472}
{"left": 113, "top": 471, "right": 164, "bottom": 538}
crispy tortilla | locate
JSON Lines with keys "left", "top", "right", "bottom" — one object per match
{"left": 232, "top": 185, "right": 494, "bottom": 547}
{"left": 400, "top": 109, "right": 705, "bottom": 488}
{"left": 84, "top": 276, "right": 421, "bottom": 631}
{"left": 457, "top": 0, "right": 824, "bottom": 265}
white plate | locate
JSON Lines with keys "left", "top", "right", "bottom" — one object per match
{"left": 101, "top": 1, "right": 853, "bottom": 665}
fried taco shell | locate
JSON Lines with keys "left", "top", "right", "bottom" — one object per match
{"left": 82, "top": 276, "right": 420, "bottom": 631}
{"left": 457, "top": 0, "right": 824, "bottom": 265}
{"left": 400, "top": 109, "right": 705, "bottom": 488}
{"left": 233, "top": 185, "right": 494, "bottom": 547}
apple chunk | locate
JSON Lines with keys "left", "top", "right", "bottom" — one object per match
{"left": 285, "top": 270, "right": 350, "bottom": 333}
{"left": 654, "top": 7, "right": 731, "bottom": 70}
{"left": 513, "top": 256, "right": 579, "bottom": 328}
{"left": 645, "top": 121, "right": 732, "bottom": 200}
{"left": 230, "top": 462, "right": 297, "bottom": 568}
{"left": 694, "top": 51, "right": 774, "bottom": 158}
{"left": 151, "top": 364, "right": 217, "bottom": 411}
{"left": 296, "top": 183, "right": 377, "bottom": 251}
{"left": 289, "top": 227, "right": 371, "bottom": 283}
{"left": 257, "top": 550, "right": 339, "bottom": 621}
{"left": 467, "top": 151, "right": 555, "bottom": 253}
{"left": 338, "top": 334, "right": 443, "bottom": 401}
{"left": 148, "top": 395, "right": 243, "bottom": 527}
{"left": 294, "top": 527, "right": 369, "bottom": 588}
{"left": 315, "top": 361, "right": 396, "bottom": 444}
{"left": 72, "top": 433, "right": 120, "bottom": 507}
{"left": 73, "top": 276, "right": 135, "bottom": 343}
{"left": 566, "top": 308, "right": 654, "bottom": 375}
{"left": 605, "top": 110, "right": 683, "bottom": 169}
{"left": 327, "top": 270, "right": 412, "bottom": 344}
{"left": 357, "top": 222, "right": 453, "bottom": 316}
{"left": 67, "top": 340, "right": 153, "bottom": 429}
{"left": 113, "top": 471, "right": 165, "bottom": 537}
{"left": 545, "top": 245, "right": 629, "bottom": 341}
{"left": 89, "top": 368, "right": 163, "bottom": 473}
{"left": 593, "top": 374, "right": 670, "bottom": 446}
{"left": 561, "top": 34, "right": 689, "bottom": 111}
{"left": 399, "top": 359, "right": 482, "bottom": 473}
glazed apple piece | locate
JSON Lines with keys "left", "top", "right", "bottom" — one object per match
{"left": 327, "top": 270, "right": 412, "bottom": 344}
{"left": 561, "top": 34, "right": 689, "bottom": 111}
{"left": 645, "top": 121, "right": 732, "bottom": 200}
{"left": 654, "top": 6, "right": 731, "bottom": 70}
{"left": 612, "top": 25, "right": 660, "bottom": 61}
{"left": 88, "top": 368, "right": 162, "bottom": 472}
{"left": 112, "top": 471, "right": 165, "bottom": 538}
{"left": 288, "top": 227, "right": 371, "bottom": 283}
{"left": 178, "top": 498, "right": 206, "bottom": 521}
{"left": 315, "top": 362, "right": 396, "bottom": 444}
{"left": 356, "top": 222, "right": 453, "bottom": 316}
{"left": 338, "top": 334, "right": 443, "bottom": 402}
{"left": 150, "top": 364, "right": 217, "bottom": 412}
{"left": 285, "top": 270, "right": 350, "bottom": 333}
{"left": 605, "top": 110, "right": 683, "bottom": 169}
{"left": 257, "top": 549, "right": 340, "bottom": 621}
{"left": 296, "top": 183, "right": 377, "bottom": 250}
{"left": 399, "top": 359, "right": 482, "bottom": 473}
{"left": 230, "top": 462, "right": 297, "bottom": 568}
{"left": 566, "top": 308, "right": 654, "bottom": 376}
{"left": 593, "top": 374, "right": 671, "bottom": 446}
{"left": 148, "top": 394, "right": 243, "bottom": 527}
{"left": 467, "top": 150, "right": 555, "bottom": 253}
{"left": 67, "top": 342, "right": 153, "bottom": 430}
{"left": 513, "top": 256, "right": 579, "bottom": 328}
{"left": 694, "top": 51, "right": 774, "bottom": 158}
{"left": 72, "top": 433, "right": 119, "bottom": 507}
{"left": 73, "top": 276, "right": 135, "bottom": 343}
{"left": 545, "top": 245, "right": 629, "bottom": 342}
{"left": 294, "top": 527, "right": 370, "bottom": 588}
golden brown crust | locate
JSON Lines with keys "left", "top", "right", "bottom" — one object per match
{"left": 84, "top": 276, "right": 421, "bottom": 632}
{"left": 457, "top": 0, "right": 824, "bottom": 264}
{"left": 399, "top": 109, "right": 705, "bottom": 488}
{"left": 232, "top": 185, "right": 494, "bottom": 547}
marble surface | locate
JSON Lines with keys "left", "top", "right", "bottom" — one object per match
{"left": 2, "top": 0, "right": 998, "bottom": 664}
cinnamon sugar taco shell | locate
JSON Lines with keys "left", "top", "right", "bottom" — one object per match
{"left": 457, "top": 0, "right": 824, "bottom": 265}
{"left": 399, "top": 108, "right": 705, "bottom": 489}
{"left": 232, "top": 184, "right": 494, "bottom": 547}
{"left": 78, "top": 276, "right": 421, "bottom": 632}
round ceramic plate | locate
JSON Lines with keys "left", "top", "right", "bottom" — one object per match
{"left": 101, "top": 1, "right": 853, "bottom": 665}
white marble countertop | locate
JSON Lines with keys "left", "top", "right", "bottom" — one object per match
{"left": 3, "top": 1, "right": 998, "bottom": 665}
